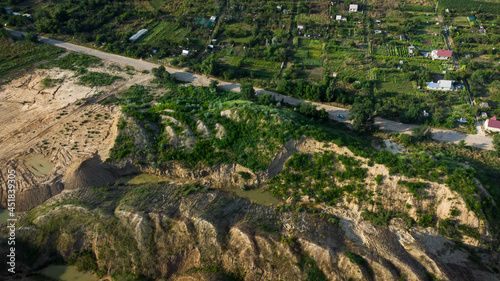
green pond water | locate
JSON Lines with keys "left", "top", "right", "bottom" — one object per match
{"left": 25, "top": 154, "right": 54, "bottom": 176}
{"left": 0, "top": 208, "right": 10, "bottom": 224}
{"left": 120, "top": 174, "right": 282, "bottom": 206}
{"left": 226, "top": 186, "right": 283, "bottom": 206}
{"left": 40, "top": 265, "right": 98, "bottom": 281}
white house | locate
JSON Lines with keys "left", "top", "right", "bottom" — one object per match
{"left": 485, "top": 116, "right": 500, "bottom": 132}
{"left": 336, "top": 15, "right": 342, "bottom": 21}
{"left": 297, "top": 25, "right": 304, "bottom": 30}
{"left": 181, "top": 50, "right": 190, "bottom": 56}
{"left": 431, "top": 49, "right": 453, "bottom": 60}
{"left": 374, "top": 30, "right": 382, "bottom": 34}
{"left": 409, "top": 45, "right": 415, "bottom": 55}
{"left": 349, "top": 4, "right": 358, "bottom": 12}
{"left": 210, "top": 16, "right": 217, "bottom": 22}
{"left": 426, "top": 80, "right": 455, "bottom": 91}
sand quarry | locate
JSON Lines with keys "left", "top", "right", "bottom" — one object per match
{"left": 0, "top": 58, "right": 154, "bottom": 210}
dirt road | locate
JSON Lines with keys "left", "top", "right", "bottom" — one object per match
{"left": 8, "top": 30, "right": 494, "bottom": 150}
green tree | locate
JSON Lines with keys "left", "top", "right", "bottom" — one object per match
{"left": 24, "top": 32, "right": 39, "bottom": 43}
{"left": 489, "top": 80, "right": 500, "bottom": 102}
{"left": 350, "top": 97, "right": 375, "bottom": 131}
{"left": 240, "top": 83, "right": 256, "bottom": 101}
{"left": 493, "top": 134, "right": 500, "bottom": 153}
{"left": 209, "top": 79, "right": 218, "bottom": 93}
{"left": 151, "top": 65, "right": 171, "bottom": 82}
{"left": 411, "top": 125, "right": 432, "bottom": 142}
{"left": 418, "top": 214, "right": 434, "bottom": 227}
{"left": 200, "top": 54, "right": 218, "bottom": 76}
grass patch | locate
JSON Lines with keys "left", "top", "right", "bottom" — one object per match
{"left": 0, "top": 38, "right": 63, "bottom": 82}
{"left": 78, "top": 72, "right": 124, "bottom": 86}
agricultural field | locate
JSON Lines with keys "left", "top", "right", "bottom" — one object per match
{"left": 1, "top": 0, "right": 500, "bottom": 131}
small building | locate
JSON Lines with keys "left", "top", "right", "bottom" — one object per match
{"left": 336, "top": 15, "right": 342, "bottom": 21}
{"left": 481, "top": 112, "right": 488, "bottom": 118}
{"left": 181, "top": 50, "right": 190, "bottom": 56}
{"left": 426, "top": 80, "right": 455, "bottom": 91}
{"left": 479, "top": 102, "right": 489, "bottom": 108}
{"left": 210, "top": 16, "right": 217, "bottom": 22}
{"left": 431, "top": 49, "right": 453, "bottom": 60}
{"left": 341, "top": 17, "right": 347, "bottom": 21}
{"left": 485, "top": 116, "right": 500, "bottom": 132}
{"left": 423, "top": 110, "right": 429, "bottom": 117}
{"left": 457, "top": 117, "right": 467, "bottom": 124}
{"left": 409, "top": 45, "right": 415, "bottom": 55}
{"left": 400, "top": 34, "right": 407, "bottom": 40}
{"left": 297, "top": 25, "right": 304, "bottom": 30}
{"left": 12, "top": 12, "right": 21, "bottom": 16}
{"left": 467, "top": 15, "right": 476, "bottom": 22}
{"left": 375, "top": 19, "right": 381, "bottom": 23}
{"left": 349, "top": 4, "right": 358, "bottom": 12}
{"left": 277, "top": 5, "right": 282, "bottom": 11}
{"left": 23, "top": 13, "right": 32, "bottom": 18}
{"left": 374, "top": 30, "right": 382, "bottom": 34}
{"left": 129, "top": 29, "right": 148, "bottom": 42}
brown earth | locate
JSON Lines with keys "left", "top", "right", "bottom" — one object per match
{"left": 0, "top": 62, "right": 154, "bottom": 210}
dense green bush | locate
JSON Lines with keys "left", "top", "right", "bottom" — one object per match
{"left": 78, "top": 72, "right": 124, "bottom": 86}
{"left": 418, "top": 214, "right": 434, "bottom": 228}
{"left": 344, "top": 250, "right": 365, "bottom": 265}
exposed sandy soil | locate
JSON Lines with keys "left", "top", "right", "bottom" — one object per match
{"left": 265, "top": 136, "right": 487, "bottom": 245}
{"left": 0, "top": 60, "right": 155, "bottom": 210}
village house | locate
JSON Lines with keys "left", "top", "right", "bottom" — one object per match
{"left": 479, "top": 101, "right": 489, "bottom": 108}
{"left": 349, "top": 4, "right": 358, "bottom": 12}
{"left": 336, "top": 15, "right": 342, "bottom": 21}
{"left": 430, "top": 49, "right": 453, "bottom": 60}
{"left": 426, "top": 80, "right": 455, "bottom": 91}
{"left": 409, "top": 45, "right": 415, "bottom": 55}
{"left": 485, "top": 116, "right": 500, "bottom": 132}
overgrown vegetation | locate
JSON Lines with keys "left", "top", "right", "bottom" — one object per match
{"left": 0, "top": 32, "right": 63, "bottom": 83}
{"left": 78, "top": 71, "right": 124, "bottom": 86}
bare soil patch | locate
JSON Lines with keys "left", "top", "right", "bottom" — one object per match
{"left": 0, "top": 61, "right": 155, "bottom": 210}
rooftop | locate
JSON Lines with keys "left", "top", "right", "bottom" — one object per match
{"left": 129, "top": 29, "right": 148, "bottom": 41}
{"left": 436, "top": 50, "right": 453, "bottom": 57}
{"left": 488, "top": 116, "right": 500, "bottom": 129}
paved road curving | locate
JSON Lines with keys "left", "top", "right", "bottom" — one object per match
{"left": 8, "top": 29, "right": 494, "bottom": 150}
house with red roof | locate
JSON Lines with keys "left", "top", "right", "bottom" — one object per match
{"left": 430, "top": 49, "right": 453, "bottom": 60}
{"left": 485, "top": 116, "right": 500, "bottom": 132}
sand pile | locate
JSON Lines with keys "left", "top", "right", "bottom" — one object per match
{"left": 62, "top": 153, "right": 115, "bottom": 190}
